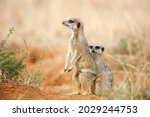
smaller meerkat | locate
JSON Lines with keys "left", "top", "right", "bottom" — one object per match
{"left": 89, "top": 43, "right": 113, "bottom": 95}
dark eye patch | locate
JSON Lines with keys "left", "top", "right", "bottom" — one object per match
{"left": 89, "top": 46, "right": 93, "bottom": 49}
{"left": 68, "top": 20, "right": 74, "bottom": 23}
{"left": 95, "top": 46, "right": 100, "bottom": 50}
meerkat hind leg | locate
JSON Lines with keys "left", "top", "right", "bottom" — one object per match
{"left": 79, "top": 73, "right": 96, "bottom": 95}
{"left": 95, "top": 75, "right": 111, "bottom": 96}
{"left": 71, "top": 71, "right": 81, "bottom": 95}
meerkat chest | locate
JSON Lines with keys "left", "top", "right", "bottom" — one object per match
{"left": 96, "top": 59, "right": 106, "bottom": 73}
{"left": 70, "top": 39, "right": 77, "bottom": 54}
{"left": 70, "top": 36, "right": 84, "bottom": 53}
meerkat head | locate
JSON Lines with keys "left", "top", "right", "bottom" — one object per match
{"left": 89, "top": 43, "right": 105, "bottom": 56}
{"left": 62, "top": 18, "right": 83, "bottom": 31}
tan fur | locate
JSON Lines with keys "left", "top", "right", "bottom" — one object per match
{"left": 74, "top": 43, "right": 114, "bottom": 96}
{"left": 89, "top": 43, "right": 113, "bottom": 95}
{"left": 62, "top": 18, "right": 98, "bottom": 95}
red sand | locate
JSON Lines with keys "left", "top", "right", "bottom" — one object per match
{"left": 0, "top": 83, "right": 100, "bottom": 100}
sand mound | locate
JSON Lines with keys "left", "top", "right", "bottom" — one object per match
{"left": 0, "top": 83, "right": 100, "bottom": 100}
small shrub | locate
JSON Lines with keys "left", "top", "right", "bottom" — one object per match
{"left": 24, "top": 58, "right": 44, "bottom": 87}
{"left": 28, "top": 68, "right": 44, "bottom": 87}
{"left": 0, "top": 28, "right": 26, "bottom": 82}
{"left": 0, "top": 28, "right": 44, "bottom": 87}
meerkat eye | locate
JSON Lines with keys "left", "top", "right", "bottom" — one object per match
{"left": 68, "top": 20, "right": 74, "bottom": 23}
{"left": 95, "top": 46, "right": 100, "bottom": 50}
{"left": 89, "top": 46, "right": 93, "bottom": 49}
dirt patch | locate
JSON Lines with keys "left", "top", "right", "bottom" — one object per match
{"left": 0, "top": 46, "right": 101, "bottom": 100}
{"left": 24, "top": 47, "right": 73, "bottom": 91}
{"left": 0, "top": 83, "right": 100, "bottom": 100}
{"left": 0, "top": 83, "right": 46, "bottom": 100}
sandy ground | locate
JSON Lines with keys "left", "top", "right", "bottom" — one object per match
{"left": 0, "top": 83, "right": 100, "bottom": 100}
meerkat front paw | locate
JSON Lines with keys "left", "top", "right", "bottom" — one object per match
{"left": 64, "top": 68, "right": 68, "bottom": 72}
{"left": 64, "top": 67, "right": 73, "bottom": 72}
{"left": 67, "top": 67, "right": 73, "bottom": 72}
{"left": 67, "top": 69, "right": 72, "bottom": 72}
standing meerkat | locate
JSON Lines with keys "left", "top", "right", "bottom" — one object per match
{"left": 62, "top": 18, "right": 98, "bottom": 95}
{"left": 89, "top": 43, "right": 113, "bottom": 95}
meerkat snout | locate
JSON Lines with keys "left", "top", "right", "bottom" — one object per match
{"left": 62, "top": 21, "right": 65, "bottom": 25}
{"left": 62, "top": 21, "right": 69, "bottom": 27}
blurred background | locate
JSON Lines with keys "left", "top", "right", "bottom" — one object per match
{"left": 0, "top": 0, "right": 150, "bottom": 47}
{"left": 0, "top": 0, "right": 150, "bottom": 99}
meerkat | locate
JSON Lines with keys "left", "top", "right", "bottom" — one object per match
{"left": 62, "top": 18, "right": 98, "bottom": 95}
{"left": 89, "top": 43, "right": 113, "bottom": 95}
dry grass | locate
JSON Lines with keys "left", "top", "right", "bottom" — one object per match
{"left": 0, "top": 0, "right": 150, "bottom": 47}
{"left": 0, "top": 0, "right": 150, "bottom": 99}
{"left": 104, "top": 38, "right": 150, "bottom": 99}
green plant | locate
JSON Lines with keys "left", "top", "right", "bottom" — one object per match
{"left": 0, "top": 28, "right": 26, "bottom": 82}
{"left": 28, "top": 68, "right": 44, "bottom": 87}
{"left": 0, "top": 27, "right": 44, "bottom": 87}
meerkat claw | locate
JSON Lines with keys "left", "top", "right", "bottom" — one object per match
{"left": 68, "top": 68, "right": 73, "bottom": 72}
{"left": 64, "top": 68, "right": 68, "bottom": 72}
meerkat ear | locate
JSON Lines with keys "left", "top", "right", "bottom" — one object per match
{"left": 77, "top": 22, "right": 81, "bottom": 28}
{"left": 102, "top": 47, "right": 105, "bottom": 52}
